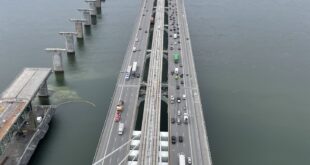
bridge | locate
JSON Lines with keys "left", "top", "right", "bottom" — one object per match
{"left": 93, "top": 0, "right": 212, "bottom": 164}
{"left": 0, "top": 68, "right": 55, "bottom": 165}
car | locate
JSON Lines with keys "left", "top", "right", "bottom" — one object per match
{"left": 170, "top": 47, "right": 173, "bottom": 50}
{"left": 178, "top": 48, "right": 181, "bottom": 50}
{"left": 176, "top": 85, "right": 180, "bottom": 90}
{"left": 177, "top": 117, "right": 181, "bottom": 125}
{"left": 171, "top": 117, "right": 175, "bottom": 124}
{"left": 180, "top": 74, "right": 184, "bottom": 78}
{"left": 136, "top": 73, "right": 140, "bottom": 78}
{"left": 179, "top": 64, "right": 183, "bottom": 68}
{"left": 182, "top": 94, "right": 186, "bottom": 100}
{"left": 145, "top": 30, "right": 148, "bottom": 33}
{"left": 177, "top": 110, "right": 181, "bottom": 116}
{"left": 171, "top": 71, "right": 174, "bottom": 75}
{"left": 139, "top": 27, "right": 142, "bottom": 30}
{"left": 179, "top": 136, "right": 183, "bottom": 142}
{"left": 180, "top": 80, "right": 184, "bottom": 84}
{"left": 171, "top": 136, "right": 176, "bottom": 144}
{"left": 188, "top": 157, "right": 192, "bottom": 164}
{"left": 170, "top": 95, "right": 175, "bottom": 101}
{"left": 177, "top": 97, "right": 181, "bottom": 103}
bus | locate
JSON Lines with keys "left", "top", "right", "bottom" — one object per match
{"left": 174, "top": 53, "right": 180, "bottom": 63}
{"left": 125, "top": 65, "right": 132, "bottom": 80}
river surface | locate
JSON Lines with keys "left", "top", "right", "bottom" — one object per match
{"left": 0, "top": 0, "right": 310, "bottom": 165}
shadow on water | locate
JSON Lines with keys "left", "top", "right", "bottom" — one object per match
{"left": 67, "top": 54, "right": 78, "bottom": 70}
{"left": 85, "top": 26, "right": 92, "bottom": 36}
{"left": 77, "top": 38, "right": 84, "bottom": 48}
{"left": 38, "top": 96, "right": 50, "bottom": 105}
{"left": 96, "top": 7, "right": 102, "bottom": 16}
{"left": 91, "top": 15, "right": 97, "bottom": 25}
{"left": 162, "top": 57, "right": 168, "bottom": 83}
{"left": 143, "top": 58, "right": 150, "bottom": 82}
{"left": 135, "top": 100, "right": 145, "bottom": 131}
{"left": 54, "top": 72, "right": 66, "bottom": 86}
{"left": 134, "top": 100, "right": 168, "bottom": 132}
{"left": 160, "top": 100, "right": 168, "bottom": 132}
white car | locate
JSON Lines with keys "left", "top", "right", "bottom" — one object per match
{"left": 182, "top": 94, "right": 186, "bottom": 100}
{"left": 177, "top": 110, "right": 181, "bottom": 116}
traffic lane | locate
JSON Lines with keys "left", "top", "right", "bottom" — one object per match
{"left": 94, "top": 81, "right": 126, "bottom": 161}
{"left": 114, "top": 87, "right": 139, "bottom": 164}
{"left": 94, "top": 0, "right": 154, "bottom": 163}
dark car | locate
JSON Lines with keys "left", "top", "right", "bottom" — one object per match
{"left": 171, "top": 136, "right": 176, "bottom": 144}
{"left": 179, "top": 136, "right": 183, "bottom": 143}
{"left": 171, "top": 117, "right": 175, "bottom": 124}
{"left": 181, "top": 80, "right": 184, "bottom": 85}
{"left": 136, "top": 73, "right": 140, "bottom": 78}
{"left": 176, "top": 85, "right": 180, "bottom": 90}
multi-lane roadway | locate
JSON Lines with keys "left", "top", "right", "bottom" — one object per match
{"left": 93, "top": 0, "right": 154, "bottom": 164}
{"left": 93, "top": 0, "right": 213, "bottom": 164}
{"left": 167, "top": 0, "right": 213, "bottom": 164}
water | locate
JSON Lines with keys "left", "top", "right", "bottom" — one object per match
{"left": 1, "top": 0, "right": 310, "bottom": 164}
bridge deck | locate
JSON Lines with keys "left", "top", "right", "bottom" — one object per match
{"left": 0, "top": 68, "right": 51, "bottom": 141}
{"left": 138, "top": 0, "right": 165, "bottom": 164}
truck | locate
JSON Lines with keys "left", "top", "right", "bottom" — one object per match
{"left": 116, "top": 100, "right": 124, "bottom": 112}
{"left": 114, "top": 111, "right": 121, "bottom": 122}
{"left": 132, "top": 61, "right": 138, "bottom": 77}
{"left": 173, "top": 52, "right": 180, "bottom": 63}
{"left": 183, "top": 113, "right": 189, "bottom": 124}
{"left": 173, "top": 33, "right": 178, "bottom": 39}
{"left": 179, "top": 153, "right": 186, "bottom": 165}
{"left": 118, "top": 122, "right": 124, "bottom": 135}
{"left": 125, "top": 65, "right": 132, "bottom": 80}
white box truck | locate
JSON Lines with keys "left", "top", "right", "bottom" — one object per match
{"left": 179, "top": 153, "right": 186, "bottom": 165}
{"left": 118, "top": 122, "right": 124, "bottom": 135}
{"left": 132, "top": 61, "right": 138, "bottom": 76}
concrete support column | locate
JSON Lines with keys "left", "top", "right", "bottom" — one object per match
{"left": 70, "top": 19, "right": 86, "bottom": 39}
{"left": 95, "top": 0, "right": 101, "bottom": 8}
{"left": 86, "top": 0, "right": 97, "bottom": 22}
{"left": 78, "top": 9, "right": 93, "bottom": 27}
{"left": 59, "top": 32, "right": 77, "bottom": 54}
{"left": 39, "top": 80, "right": 49, "bottom": 96}
{"left": 45, "top": 48, "right": 67, "bottom": 72}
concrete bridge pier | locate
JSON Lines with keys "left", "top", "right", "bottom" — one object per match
{"left": 85, "top": 0, "right": 97, "bottom": 24}
{"left": 95, "top": 0, "right": 102, "bottom": 14}
{"left": 78, "top": 9, "right": 93, "bottom": 27}
{"left": 59, "top": 32, "right": 77, "bottom": 55}
{"left": 70, "top": 19, "right": 86, "bottom": 39}
{"left": 45, "top": 48, "right": 67, "bottom": 72}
